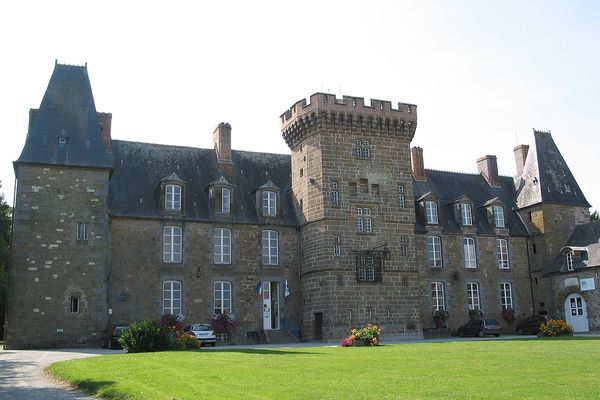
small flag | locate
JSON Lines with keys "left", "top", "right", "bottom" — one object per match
{"left": 255, "top": 282, "right": 263, "bottom": 296}
{"left": 283, "top": 280, "right": 290, "bottom": 298}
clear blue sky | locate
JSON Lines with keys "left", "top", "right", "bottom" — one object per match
{"left": 1, "top": 1, "right": 598, "bottom": 211}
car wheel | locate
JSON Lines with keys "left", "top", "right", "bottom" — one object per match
{"left": 478, "top": 330, "right": 484, "bottom": 338}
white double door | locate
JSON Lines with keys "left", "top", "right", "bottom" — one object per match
{"left": 262, "top": 281, "right": 280, "bottom": 330}
{"left": 565, "top": 293, "right": 589, "bottom": 332}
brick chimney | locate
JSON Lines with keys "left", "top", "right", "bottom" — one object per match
{"left": 213, "top": 122, "right": 232, "bottom": 163}
{"left": 97, "top": 112, "right": 112, "bottom": 152}
{"left": 513, "top": 144, "right": 529, "bottom": 176}
{"left": 477, "top": 155, "right": 500, "bottom": 187}
{"left": 411, "top": 147, "right": 426, "bottom": 181}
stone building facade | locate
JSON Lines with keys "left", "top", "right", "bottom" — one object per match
{"left": 3, "top": 63, "right": 594, "bottom": 348}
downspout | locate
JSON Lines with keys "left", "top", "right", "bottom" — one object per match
{"left": 525, "top": 237, "right": 536, "bottom": 315}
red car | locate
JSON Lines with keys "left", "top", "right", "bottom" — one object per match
{"left": 102, "top": 325, "right": 129, "bottom": 349}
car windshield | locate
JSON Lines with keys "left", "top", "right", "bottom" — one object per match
{"left": 194, "top": 325, "right": 211, "bottom": 331}
{"left": 484, "top": 319, "right": 499, "bottom": 325}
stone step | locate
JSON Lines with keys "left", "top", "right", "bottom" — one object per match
{"left": 265, "top": 330, "right": 299, "bottom": 344}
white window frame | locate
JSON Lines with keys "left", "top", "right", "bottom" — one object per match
{"left": 76, "top": 222, "right": 89, "bottom": 241}
{"left": 355, "top": 207, "right": 372, "bottom": 232}
{"left": 425, "top": 201, "right": 438, "bottom": 224}
{"left": 262, "top": 230, "right": 279, "bottom": 265}
{"left": 427, "top": 235, "right": 442, "bottom": 267}
{"left": 262, "top": 191, "right": 277, "bottom": 216}
{"left": 461, "top": 203, "right": 473, "bottom": 226}
{"left": 221, "top": 188, "right": 231, "bottom": 214}
{"left": 493, "top": 205, "right": 505, "bottom": 228}
{"left": 467, "top": 282, "right": 480, "bottom": 310}
{"left": 566, "top": 251, "right": 574, "bottom": 271}
{"left": 214, "top": 281, "right": 232, "bottom": 315}
{"left": 500, "top": 282, "right": 513, "bottom": 310}
{"left": 431, "top": 282, "right": 445, "bottom": 311}
{"left": 165, "top": 184, "right": 182, "bottom": 211}
{"left": 463, "top": 237, "right": 477, "bottom": 269}
{"left": 163, "top": 226, "right": 182, "bottom": 263}
{"left": 213, "top": 228, "right": 232, "bottom": 264}
{"left": 163, "top": 280, "right": 182, "bottom": 315}
{"left": 70, "top": 296, "right": 80, "bottom": 313}
{"left": 497, "top": 238, "right": 510, "bottom": 269}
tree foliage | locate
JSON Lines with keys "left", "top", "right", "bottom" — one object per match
{"left": 0, "top": 182, "right": 12, "bottom": 339}
{"left": 591, "top": 210, "right": 599, "bottom": 222}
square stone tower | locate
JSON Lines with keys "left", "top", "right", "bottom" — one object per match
{"left": 281, "top": 93, "right": 421, "bottom": 341}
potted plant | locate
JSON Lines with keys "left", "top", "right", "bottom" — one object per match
{"left": 432, "top": 309, "right": 449, "bottom": 328}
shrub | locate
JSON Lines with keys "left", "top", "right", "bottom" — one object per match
{"left": 119, "top": 319, "right": 170, "bottom": 353}
{"left": 469, "top": 309, "right": 484, "bottom": 320}
{"left": 161, "top": 314, "right": 184, "bottom": 332}
{"left": 341, "top": 324, "right": 381, "bottom": 347}
{"left": 539, "top": 319, "right": 574, "bottom": 337}
{"left": 173, "top": 331, "right": 202, "bottom": 349}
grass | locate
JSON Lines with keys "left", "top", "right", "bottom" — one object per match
{"left": 47, "top": 337, "right": 600, "bottom": 399}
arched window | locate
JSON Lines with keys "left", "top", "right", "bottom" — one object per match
{"left": 262, "top": 230, "right": 279, "bottom": 265}
{"left": 214, "top": 281, "right": 232, "bottom": 315}
{"left": 566, "top": 251, "right": 574, "bottom": 271}
{"left": 431, "top": 282, "right": 446, "bottom": 311}
{"left": 165, "top": 184, "right": 182, "bottom": 211}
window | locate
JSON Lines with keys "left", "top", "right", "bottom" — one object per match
{"left": 463, "top": 237, "right": 477, "bottom": 268}
{"left": 566, "top": 251, "right": 574, "bottom": 271}
{"left": 431, "top": 282, "right": 445, "bottom": 311}
{"left": 467, "top": 282, "right": 480, "bottom": 310}
{"left": 500, "top": 282, "right": 513, "bottom": 310}
{"left": 262, "top": 230, "right": 279, "bottom": 265}
{"left": 221, "top": 188, "right": 231, "bottom": 213}
{"left": 334, "top": 235, "right": 341, "bottom": 256}
{"left": 461, "top": 203, "right": 473, "bottom": 226}
{"left": 213, "top": 228, "right": 232, "bottom": 264}
{"left": 400, "top": 236, "right": 409, "bottom": 257}
{"left": 262, "top": 191, "right": 277, "bottom": 216}
{"left": 330, "top": 181, "right": 339, "bottom": 206}
{"left": 398, "top": 186, "right": 405, "bottom": 208}
{"left": 425, "top": 201, "right": 438, "bottom": 224}
{"left": 355, "top": 252, "right": 381, "bottom": 282}
{"left": 349, "top": 182, "right": 357, "bottom": 196}
{"left": 76, "top": 222, "right": 89, "bottom": 241}
{"left": 353, "top": 139, "right": 371, "bottom": 159}
{"left": 497, "top": 238, "right": 510, "bottom": 269}
{"left": 427, "top": 236, "right": 442, "bottom": 267}
{"left": 493, "top": 205, "right": 505, "bottom": 228}
{"left": 355, "top": 208, "right": 373, "bottom": 232}
{"left": 70, "top": 296, "right": 80, "bottom": 313}
{"left": 165, "top": 184, "right": 182, "bottom": 211}
{"left": 214, "top": 281, "right": 232, "bottom": 315}
{"left": 163, "top": 226, "right": 182, "bottom": 263}
{"left": 163, "top": 280, "right": 182, "bottom": 315}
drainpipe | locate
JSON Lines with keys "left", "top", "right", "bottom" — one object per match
{"left": 525, "top": 237, "right": 536, "bottom": 315}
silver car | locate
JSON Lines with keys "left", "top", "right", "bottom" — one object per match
{"left": 183, "top": 324, "right": 217, "bottom": 346}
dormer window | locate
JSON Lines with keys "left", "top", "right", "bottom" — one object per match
{"left": 425, "top": 201, "right": 438, "bottom": 224}
{"left": 493, "top": 205, "right": 505, "bottom": 228}
{"left": 461, "top": 203, "right": 473, "bottom": 226}
{"left": 165, "top": 184, "right": 182, "bottom": 211}
{"left": 209, "top": 177, "right": 234, "bottom": 215}
{"left": 262, "top": 191, "right": 277, "bottom": 216}
{"left": 566, "top": 251, "right": 574, "bottom": 271}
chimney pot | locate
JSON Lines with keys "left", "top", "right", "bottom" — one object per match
{"left": 411, "top": 147, "right": 426, "bottom": 181}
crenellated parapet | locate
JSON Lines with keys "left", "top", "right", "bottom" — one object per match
{"left": 281, "top": 93, "right": 417, "bottom": 149}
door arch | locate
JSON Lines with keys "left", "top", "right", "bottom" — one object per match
{"left": 564, "top": 293, "right": 589, "bottom": 332}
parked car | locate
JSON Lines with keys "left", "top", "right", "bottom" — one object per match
{"left": 515, "top": 315, "right": 548, "bottom": 335}
{"left": 183, "top": 324, "right": 217, "bottom": 346}
{"left": 102, "top": 325, "right": 129, "bottom": 349}
{"left": 457, "top": 319, "right": 501, "bottom": 337}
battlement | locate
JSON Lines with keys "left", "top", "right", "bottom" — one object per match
{"left": 281, "top": 93, "right": 417, "bottom": 149}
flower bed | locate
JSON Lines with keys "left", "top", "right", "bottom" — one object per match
{"left": 341, "top": 324, "right": 381, "bottom": 347}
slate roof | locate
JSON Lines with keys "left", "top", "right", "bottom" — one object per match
{"left": 516, "top": 130, "right": 590, "bottom": 209}
{"left": 414, "top": 169, "right": 529, "bottom": 236}
{"left": 547, "top": 222, "right": 600, "bottom": 274}
{"left": 109, "top": 140, "right": 297, "bottom": 225}
{"left": 17, "top": 63, "right": 111, "bottom": 169}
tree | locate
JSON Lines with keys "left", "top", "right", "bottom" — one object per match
{"left": 0, "top": 182, "right": 11, "bottom": 340}
{"left": 591, "top": 211, "right": 599, "bottom": 222}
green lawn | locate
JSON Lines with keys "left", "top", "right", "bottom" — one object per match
{"left": 48, "top": 337, "right": 600, "bottom": 399}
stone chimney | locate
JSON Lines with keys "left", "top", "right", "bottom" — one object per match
{"left": 97, "top": 112, "right": 112, "bottom": 152}
{"left": 477, "top": 155, "right": 500, "bottom": 187}
{"left": 28, "top": 108, "right": 38, "bottom": 133}
{"left": 213, "top": 122, "right": 232, "bottom": 163}
{"left": 411, "top": 147, "right": 426, "bottom": 181}
{"left": 513, "top": 144, "right": 529, "bottom": 176}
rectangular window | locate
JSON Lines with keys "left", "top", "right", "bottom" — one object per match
{"left": 427, "top": 236, "right": 442, "bottom": 267}
{"left": 76, "top": 222, "right": 89, "bottom": 241}
{"left": 566, "top": 251, "right": 574, "bottom": 271}
{"left": 163, "top": 226, "right": 182, "bottom": 263}
{"left": 165, "top": 184, "right": 182, "bottom": 211}
{"left": 467, "top": 282, "right": 480, "bottom": 310}
{"left": 431, "top": 282, "right": 445, "bottom": 311}
{"left": 497, "top": 238, "right": 510, "bottom": 269}
{"left": 70, "top": 296, "right": 80, "bottom": 313}
{"left": 425, "top": 201, "right": 438, "bottom": 224}
{"left": 330, "top": 181, "right": 339, "bottom": 206}
{"left": 353, "top": 139, "right": 371, "bottom": 159}
{"left": 493, "top": 205, "right": 505, "bottom": 228}
{"left": 213, "top": 228, "right": 232, "bottom": 264}
{"left": 500, "top": 282, "right": 513, "bottom": 310}
{"left": 400, "top": 236, "right": 408, "bottom": 257}
{"left": 262, "top": 230, "right": 279, "bottom": 265}
{"left": 463, "top": 237, "right": 477, "bottom": 268}
{"left": 262, "top": 191, "right": 277, "bottom": 216}
{"left": 334, "top": 243, "right": 341, "bottom": 256}
{"left": 214, "top": 281, "right": 232, "bottom": 315}
{"left": 355, "top": 207, "right": 372, "bottom": 232}
{"left": 355, "top": 252, "right": 381, "bottom": 282}
{"left": 398, "top": 186, "right": 405, "bottom": 208}
{"left": 461, "top": 203, "right": 473, "bottom": 226}
{"left": 163, "top": 280, "right": 182, "bottom": 315}
{"left": 221, "top": 188, "right": 231, "bottom": 213}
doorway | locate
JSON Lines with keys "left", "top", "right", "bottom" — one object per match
{"left": 314, "top": 312, "right": 323, "bottom": 341}
{"left": 565, "top": 293, "right": 589, "bottom": 332}
{"left": 262, "top": 281, "right": 280, "bottom": 330}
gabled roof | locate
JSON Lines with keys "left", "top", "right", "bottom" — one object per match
{"left": 414, "top": 169, "right": 529, "bottom": 236}
{"left": 16, "top": 62, "right": 111, "bottom": 169}
{"left": 109, "top": 140, "right": 297, "bottom": 225}
{"left": 547, "top": 222, "right": 600, "bottom": 274}
{"left": 516, "top": 130, "right": 589, "bottom": 209}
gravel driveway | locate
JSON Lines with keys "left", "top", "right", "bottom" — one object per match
{"left": 0, "top": 348, "right": 113, "bottom": 400}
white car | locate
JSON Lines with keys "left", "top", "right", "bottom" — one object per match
{"left": 183, "top": 324, "right": 217, "bottom": 346}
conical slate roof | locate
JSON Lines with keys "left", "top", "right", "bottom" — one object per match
{"left": 16, "top": 62, "right": 111, "bottom": 169}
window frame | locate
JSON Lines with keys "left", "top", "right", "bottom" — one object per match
{"left": 355, "top": 207, "right": 373, "bottom": 233}
{"left": 165, "top": 184, "right": 182, "bottom": 211}
{"left": 70, "top": 296, "right": 80, "bottom": 313}
{"left": 500, "top": 282, "right": 513, "bottom": 310}
{"left": 431, "top": 282, "right": 446, "bottom": 311}
{"left": 497, "top": 238, "right": 510, "bottom": 269}
{"left": 425, "top": 201, "right": 439, "bottom": 224}
{"left": 398, "top": 185, "right": 406, "bottom": 208}
{"left": 221, "top": 187, "right": 231, "bottom": 214}
{"left": 566, "top": 251, "right": 574, "bottom": 271}
{"left": 213, "top": 228, "right": 232, "bottom": 264}
{"left": 214, "top": 281, "right": 232, "bottom": 315}
{"left": 467, "top": 282, "right": 480, "bottom": 310}
{"left": 163, "top": 280, "right": 182, "bottom": 315}
{"left": 261, "top": 229, "right": 279, "bottom": 265}
{"left": 76, "top": 222, "right": 89, "bottom": 241}
{"left": 163, "top": 226, "right": 183, "bottom": 263}
{"left": 427, "top": 235, "right": 443, "bottom": 267}
{"left": 493, "top": 205, "right": 505, "bottom": 228}
{"left": 262, "top": 191, "right": 277, "bottom": 217}
{"left": 461, "top": 203, "right": 473, "bottom": 226}
{"left": 463, "top": 237, "right": 477, "bottom": 269}
{"left": 330, "top": 181, "right": 339, "bottom": 206}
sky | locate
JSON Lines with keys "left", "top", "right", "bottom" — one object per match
{"left": 1, "top": 1, "right": 599, "bottom": 212}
